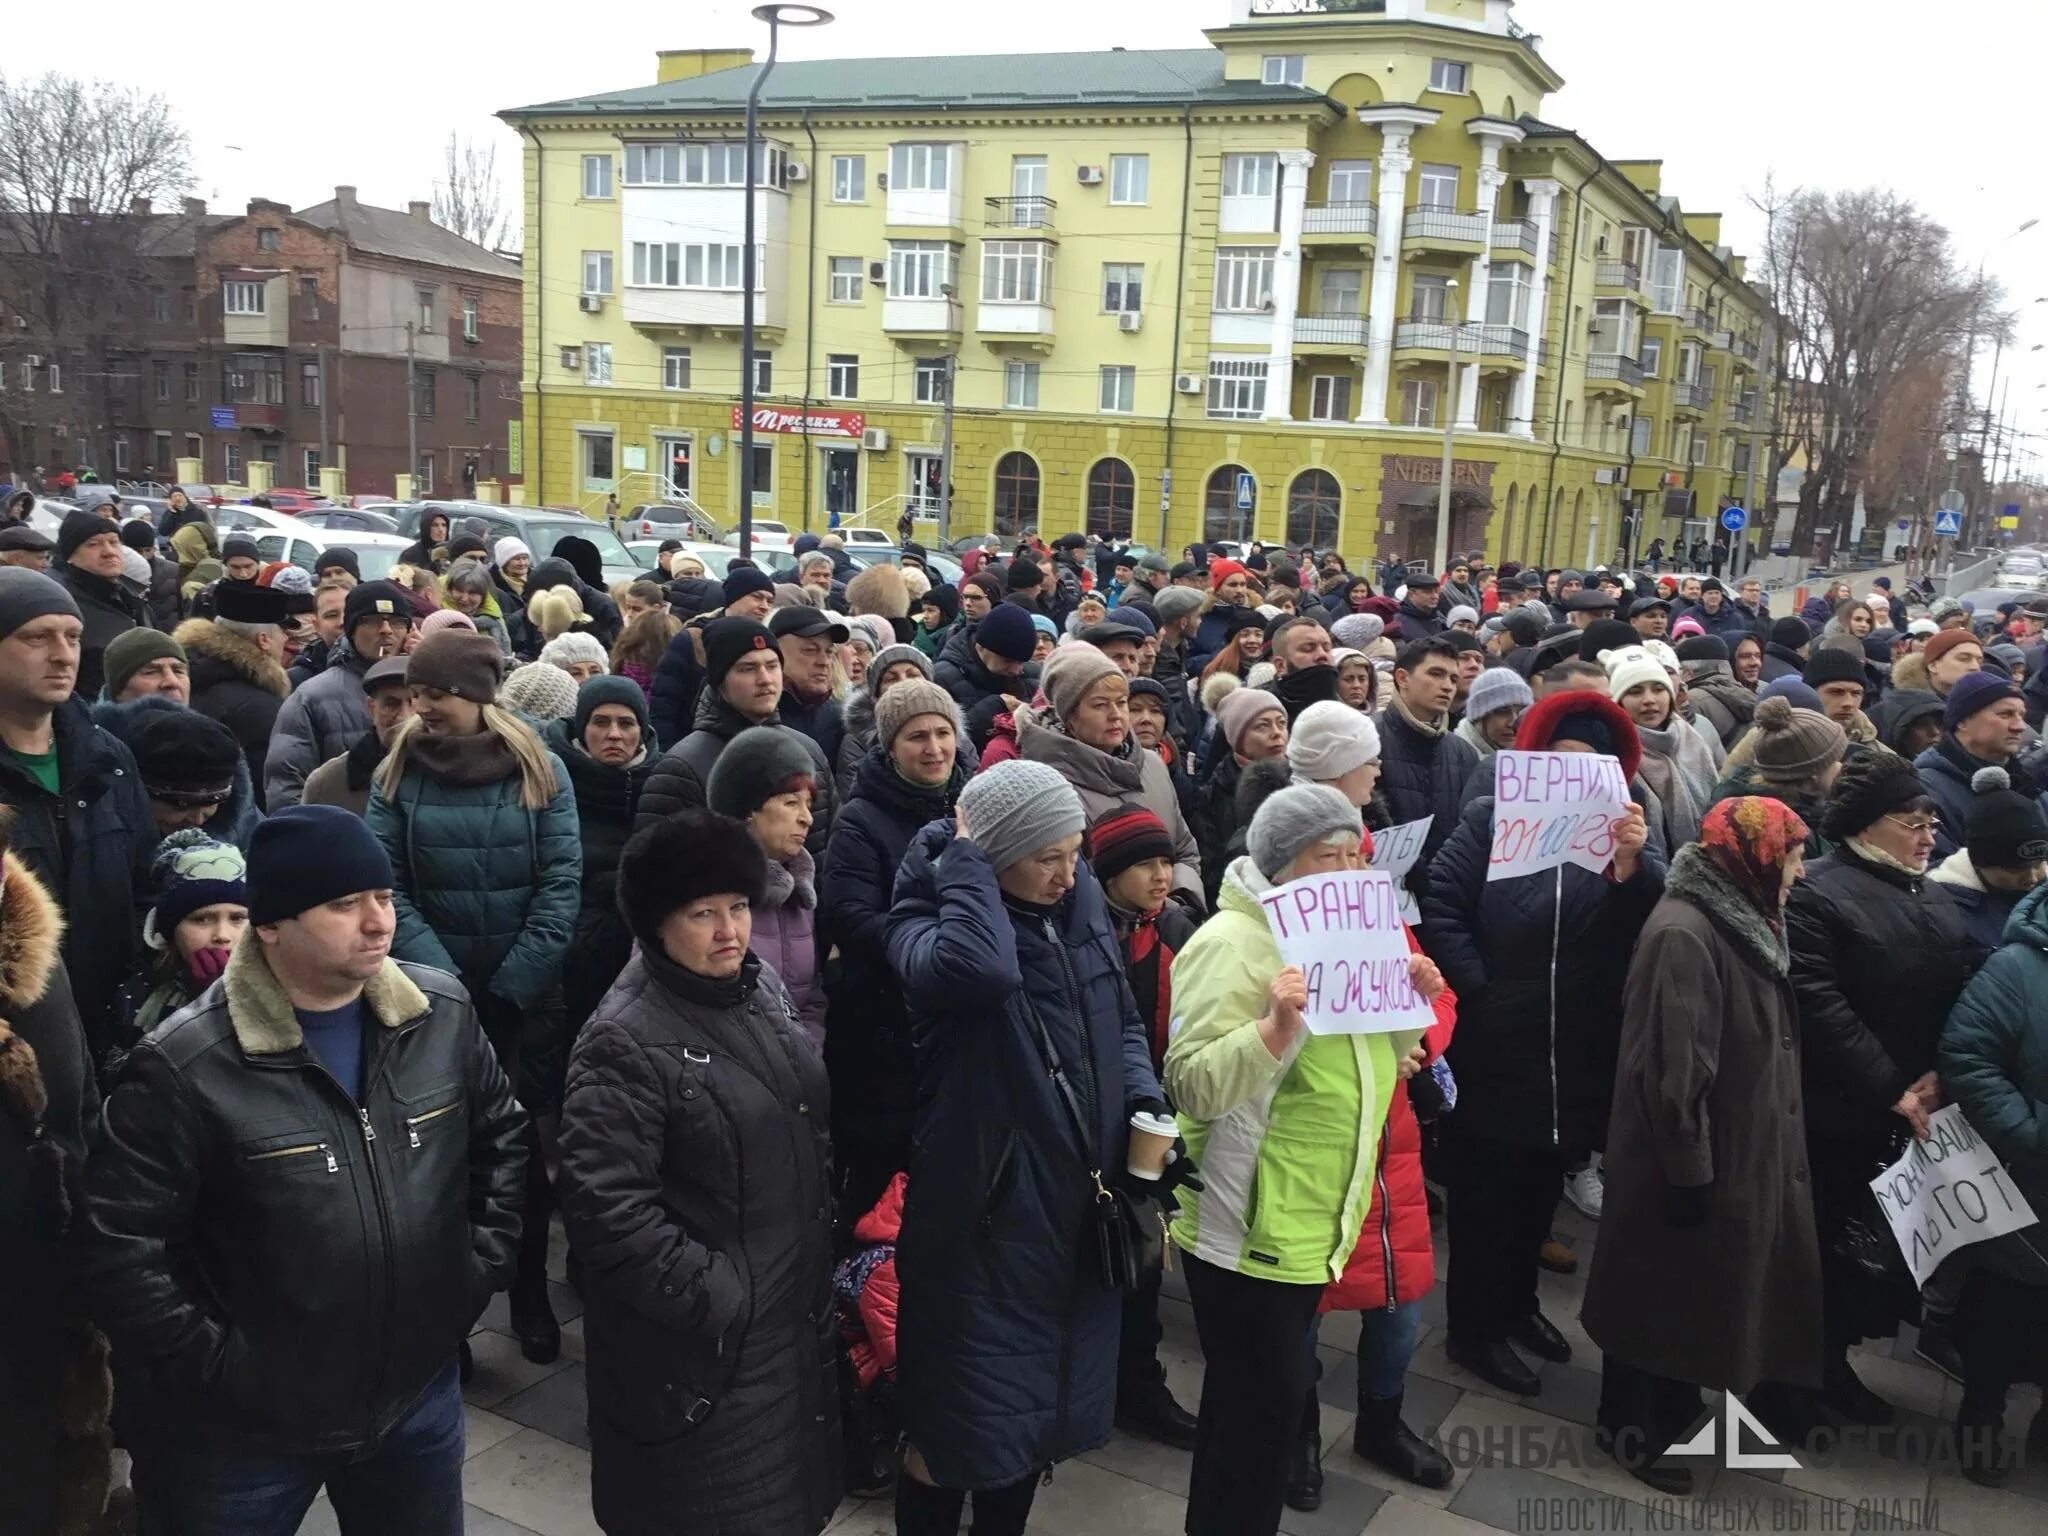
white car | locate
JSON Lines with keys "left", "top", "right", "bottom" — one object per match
{"left": 729, "top": 518, "right": 793, "bottom": 551}
{"left": 841, "top": 527, "right": 895, "bottom": 547}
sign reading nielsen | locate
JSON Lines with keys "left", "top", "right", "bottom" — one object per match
{"left": 730, "top": 405, "right": 866, "bottom": 438}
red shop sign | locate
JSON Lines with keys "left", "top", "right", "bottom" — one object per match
{"left": 730, "top": 404, "right": 865, "bottom": 437}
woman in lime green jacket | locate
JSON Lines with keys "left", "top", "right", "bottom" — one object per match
{"left": 1165, "top": 783, "right": 1440, "bottom": 1536}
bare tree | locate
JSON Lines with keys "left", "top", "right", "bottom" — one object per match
{"left": 432, "top": 133, "right": 517, "bottom": 252}
{"left": 0, "top": 70, "right": 192, "bottom": 477}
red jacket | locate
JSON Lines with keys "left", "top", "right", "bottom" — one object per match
{"left": 836, "top": 1174, "right": 905, "bottom": 1390}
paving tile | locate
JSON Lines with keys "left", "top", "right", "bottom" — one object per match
{"left": 294, "top": 1500, "right": 339, "bottom": 1536}
{"left": 494, "top": 1362, "right": 593, "bottom": 1452}
{"left": 466, "top": 1507, "right": 546, "bottom": 1536}
{"left": 1417, "top": 1288, "right": 1447, "bottom": 1330}
{"left": 1848, "top": 1350, "right": 1954, "bottom": 1421}
{"left": 463, "top": 1426, "right": 602, "bottom": 1536}
{"left": 465, "top": 1405, "right": 528, "bottom": 1461}
{"left": 1360, "top": 1491, "right": 1507, "bottom": 1536}
{"left": 462, "top": 1328, "right": 578, "bottom": 1411}
{"left": 1028, "top": 1455, "right": 1191, "bottom": 1536}
{"left": 1279, "top": 1465, "right": 1388, "bottom": 1536}
{"left": 1407, "top": 1332, "right": 1546, "bottom": 1410}
{"left": 1707, "top": 1471, "right": 1862, "bottom": 1533}
{"left": 1929, "top": 1470, "right": 2048, "bottom": 1535}
{"left": 1533, "top": 1360, "right": 1602, "bottom": 1427}
{"left": 1431, "top": 1388, "right": 1702, "bottom": 1508}
{"left": 475, "top": 1280, "right": 586, "bottom": 1334}
{"left": 1076, "top": 1425, "right": 1196, "bottom": 1500}
{"left": 1448, "top": 1463, "right": 1659, "bottom": 1533}
{"left": 1782, "top": 1434, "right": 1931, "bottom": 1511}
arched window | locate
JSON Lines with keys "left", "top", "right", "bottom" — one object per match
{"left": 1085, "top": 457, "right": 1135, "bottom": 540}
{"left": 1204, "top": 464, "right": 1253, "bottom": 544}
{"left": 1502, "top": 483, "right": 1519, "bottom": 561}
{"left": 992, "top": 451, "right": 1040, "bottom": 539}
{"left": 1286, "top": 468, "right": 1341, "bottom": 551}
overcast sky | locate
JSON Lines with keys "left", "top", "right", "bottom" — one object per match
{"left": 19, "top": 0, "right": 2048, "bottom": 465}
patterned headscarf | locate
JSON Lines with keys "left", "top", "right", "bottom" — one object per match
{"left": 1696, "top": 796, "right": 1810, "bottom": 929}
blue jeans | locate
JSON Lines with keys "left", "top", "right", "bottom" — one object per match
{"left": 1308, "top": 1300, "right": 1425, "bottom": 1403}
{"left": 136, "top": 1361, "right": 465, "bottom": 1536}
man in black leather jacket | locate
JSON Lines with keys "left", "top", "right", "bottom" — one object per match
{"left": 79, "top": 803, "right": 526, "bottom": 1534}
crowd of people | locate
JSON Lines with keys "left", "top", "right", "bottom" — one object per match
{"left": 4, "top": 498, "right": 2048, "bottom": 1536}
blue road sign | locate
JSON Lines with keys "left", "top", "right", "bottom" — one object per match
{"left": 1719, "top": 505, "right": 1748, "bottom": 534}
{"left": 209, "top": 406, "right": 236, "bottom": 431}
{"left": 1235, "top": 471, "right": 1256, "bottom": 512}
{"left": 1934, "top": 508, "right": 1964, "bottom": 538}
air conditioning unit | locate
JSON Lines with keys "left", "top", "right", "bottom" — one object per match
{"left": 862, "top": 427, "right": 890, "bottom": 452}
{"left": 1117, "top": 311, "right": 1143, "bottom": 334}
{"left": 784, "top": 160, "right": 809, "bottom": 184}
{"left": 578, "top": 293, "right": 604, "bottom": 314}
{"left": 1174, "top": 373, "right": 1202, "bottom": 395}
{"left": 25, "top": 354, "right": 41, "bottom": 368}
{"left": 1076, "top": 165, "right": 1105, "bottom": 186}
{"left": 868, "top": 260, "right": 888, "bottom": 284}
{"left": 1595, "top": 235, "right": 1609, "bottom": 254}
{"left": 558, "top": 345, "right": 583, "bottom": 370}
{"left": 876, "top": 173, "right": 890, "bottom": 190}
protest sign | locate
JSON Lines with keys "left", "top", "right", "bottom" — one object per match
{"left": 1257, "top": 870, "right": 1435, "bottom": 1036}
{"left": 1369, "top": 816, "right": 1432, "bottom": 923}
{"left": 1870, "top": 1105, "right": 2040, "bottom": 1288}
{"left": 1488, "top": 751, "right": 1633, "bottom": 882}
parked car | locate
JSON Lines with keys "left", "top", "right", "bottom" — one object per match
{"left": 841, "top": 526, "right": 895, "bottom": 547}
{"left": 248, "top": 487, "right": 332, "bottom": 515}
{"left": 624, "top": 539, "right": 751, "bottom": 578}
{"left": 295, "top": 506, "right": 402, "bottom": 535}
{"left": 626, "top": 502, "right": 721, "bottom": 541}
{"left": 389, "top": 502, "right": 645, "bottom": 585}
{"left": 349, "top": 494, "right": 399, "bottom": 509}
{"left": 730, "top": 517, "right": 793, "bottom": 551}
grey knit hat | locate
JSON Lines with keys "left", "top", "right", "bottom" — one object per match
{"left": 1466, "top": 666, "right": 1533, "bottom": 723}
{"left": 500, "top": 659, "right": 579, "bottom": 721}
{"left": 957, "top": 759, "right": 1086, "bottom": 872}
{"left": 1041, "top": 642, "right": 1124, "bottom": 725}
{"left": 540, "top": 633, "right": 610, "bottom": 675}
{"left": 1331, "top": 612, "right": 1385, "bottom": 649}
{"left": 874, "top": 677, "right": 960, "bottom": 749}
{"left": 869, "top": 643, "right": 933, "bottom": 682}
{"left": 1247, "top": 783, "right": 1363, "bottom": 882}
{"left": 1152, "top": 586, "right": 1204, "bottom": 624}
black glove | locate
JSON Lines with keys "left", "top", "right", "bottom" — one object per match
{"left": 1161, "top": 1137, "right": 1205, "bottom": 1199}
{"left": 1662, "top": 1183, "right": 1711, "bottom": 1230}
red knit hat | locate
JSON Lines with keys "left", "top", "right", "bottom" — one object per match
{"left": 1088, "top": 806, "right": 1174, "bottom": 885}
{"left": 1513, "top": 689, "right": 1644, "bottom": 781}
{"left": 1208, "top": 558, "right": 1249, "bottom": 593}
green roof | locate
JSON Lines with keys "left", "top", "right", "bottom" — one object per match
{"left": 503, "top": 48, "right": 1324, "bottom": 118}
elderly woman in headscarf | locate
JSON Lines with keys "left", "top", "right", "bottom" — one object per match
{"left": 1604, "top": 645, "right": 1719, "bottom": 850}
{"left": 1584, "top": 797, "right": 1821, "bottom": 1496}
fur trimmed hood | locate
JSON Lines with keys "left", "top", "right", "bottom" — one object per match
{"left": 173, "top": 616, "right": 291, "bottom": 698}
{"left": 222, "top": 933, "right": 431, "bottom": 1056}
{"left": 0, "top": 850, "right": 62, "bottom": 1012}
{"left": 1665, "top": 843, "right": 1789, "bottom": 977}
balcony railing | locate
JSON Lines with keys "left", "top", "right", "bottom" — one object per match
{"left": 1303, "top": 201, "right": 1378, "bottom": 237}
{"left": 1296, "top": 312, "right": 1369, "bottom": 347}
{"left": 1684, "top": 307, "right": 1715, "bottom": 335}
{"left": 1490, "top": 218, "right": 1540, "bottom": 258}
{"left": 1731, "top": 394, "right": 1757, "bottom": 424}
{"left": 1735, "top": 334, "right": 1761, "bottom": 363}
{"left": 1403, "top": 206, "right": 1489, "bottom": 245}
{"left": 1586, "top": 353, "right": 1646, "bottom": 387}
{"left": 1596, "top": 258, "right": 1642, "bottom": 292}
{"left": 984, "top": 195, "right": 1056, "bottom": 235}
{"left": 1393, "top": 319, "right": 1530, "bottom": 361}
{"left": 1674, "top": 380, "right": 1714, "bottom": 410}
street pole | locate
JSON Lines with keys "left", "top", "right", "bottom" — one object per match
{"left": 1434, "top": 279, "right": 1461, "bottom": 578}
{"left": 937, "top": 326, "right": 956, "bottom": 549}
{"left": 405, "top": 322, "right": 417, "bottom": 492}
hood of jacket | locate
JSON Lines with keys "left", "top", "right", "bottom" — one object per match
{"left": 841, "top": 686, "right": 877, "bottom": 744}
{"left": 541, "top": 715, "right": 655, "bottom": 813}
{"left": 849, "top": 739, "right": 968, "bottom": 824}
{"left": 1891, "top": 650, "right": 1933, "bottom": 695}
{"left": 220, "top": 926, "right": 431, "bottom": 1056}
{"left": 1874, "top": 687, "right": 1943, "bottom": 755}
{"left": 0, "top": 849, "right": 61, "bottom": 1011}
{"left": 174, "top": 617, "right": 291, "bottom": 698}
{"left": 2001, "top": 878, "right": 2048, "bottom": 947}
{"left": 1014, "top": 705, "right": 1144, "bottom": 798}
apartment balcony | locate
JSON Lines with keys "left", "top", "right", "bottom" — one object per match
{"left": 976, "top": 300, "right": 1055, "bottom": 344}
{"left": 1402, "top": 206, "right": 1489, "bottom": 251}
{"left": 623, "top": 285, "right": 786, "bottom": 333}
{"left": 1393, "top": 319, "right": 1530, "bottom": 365}
{"left": 1735, "top": 333, "right": 1761, "bottom": 363}
{"left": 1673, "top": 380, "right": 1714, "bottom": 413}
{"left": 1730, "top": 394, "right": 1757, "bottom": 425}
{"left": 1296, "top": 312, "right": 1369, "bottom": 349}
{"left": 1490, "top": 218, "right": 1541, "bottom": 261}
{"left": 1302, "top": 201, "right": 1378, "bottom": 243}
{"left": 984, "top": 196, "right": 1057, "bottom": 238}
{"left": 881, "top": 295, "right": 960, "bottom": 338}
{"left": 1585, "top": 352, "right": 1646, "bottom": 393}
{"left": 1595, "top": 258, "right": 1643, "bottom": 297}
{"left": 1683, "top": 307, "right": 1715, "bottom": 340}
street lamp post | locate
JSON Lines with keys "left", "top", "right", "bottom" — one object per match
{"left": 1434, "top": 279, "right": 1463, "bottom": 578}
{"left": 739, "top": 3, "right": 833, "bottom": 558}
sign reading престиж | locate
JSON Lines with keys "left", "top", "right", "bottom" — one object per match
{"left": 1256, "top": 870, "right": 1433, "bottom": 1036}
{"left": 1488, "top": 751, "right": 1633, "bottom": 882}
{"left": 1870, "top": 1105, "right": 2040, "bottom": 1288}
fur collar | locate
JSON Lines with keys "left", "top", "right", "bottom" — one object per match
{"left": 1665, "top": 844, "right": 1789, "bottom": 977}
{"left": 0, "top": 852, "right": 62, "bottom": 1010}
{"left": 174, "top": 617, "right": 291, "bottom": 698}
{"left": 760, "top": 846, "right": 816, "bottom": 911}
{"left": 222, "top": 935, "right": 430, "bottom": 1056}
{"left": 1930, "top": 847, "right": 1986, "bottom": 894}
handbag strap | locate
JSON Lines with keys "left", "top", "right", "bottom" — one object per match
{"left": 1013, "top": 995, "right": 1106, "bottom": 1185}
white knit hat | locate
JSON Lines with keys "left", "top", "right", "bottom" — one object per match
{"left": 494, "top": 536, "right": 532, "bottom": 568}
{"left": 1602, "top": 645, "right": 1671, "bottom": 703}
{"left": 1286, "top": 700, "right": 1381, "bottom": 783}
{"left": 540, "top": 633, "right": 609, "bottom": 674}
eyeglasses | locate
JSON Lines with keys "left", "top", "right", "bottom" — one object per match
{"left": 1883, "top": 813, "right": 1942, "bottom": 837}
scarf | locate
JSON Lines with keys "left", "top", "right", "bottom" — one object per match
{"left": 1272, "top": 663, "right": 1341, "bottom": 719}
{"left": 1389, "top": 691, "right": 1448, "bottom": 739}
{"left": 407, "top": 728, "right": 522, "bottom": 787}
{"left": 1846, "top": 835, "right": 1929, "bottom": 880}
{"left": 1936, "top": 733, "right": 2043, "bottom": 800}
{"left": 1694, "top": 795, "right": 1809, "bottom": 934}
{"left": 345, "top": 725, "right": 392, "bottom": 792}
{"left": 1109, "top": 897, "right": 1178, "bottom": 1069}
{"left": 1454, "top": 715, "right": 1497, "bottom": 760}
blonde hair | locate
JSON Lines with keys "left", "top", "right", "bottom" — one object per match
{"left": 528, "top": 587, "right": 585, "bottom": 642}
{"left": 376, "top": 704, "right": 561, "bottom": 811}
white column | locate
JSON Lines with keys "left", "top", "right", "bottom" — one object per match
{"left": 1511, "top": 178, "right": 1560, "bottom": 440}
{"left": 1357, "top": 130, "right": 1416, "bottom": 425}
{"left": 1263, "top": 149, "right": 1316, "bottom": 422}
{"left": 1457, "top": 134, "right": 1514, "bottom": 429}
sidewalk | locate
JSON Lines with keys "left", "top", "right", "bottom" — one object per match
{"left": 296, "top": 1205, "right": 2045, "bottom": 1536}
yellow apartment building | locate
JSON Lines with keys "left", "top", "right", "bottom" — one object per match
{"left": 500, "top": 0, "right": 1778, "bottom": 568}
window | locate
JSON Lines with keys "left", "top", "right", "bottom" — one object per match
{"left": 299, "top": 357, "right": 321, "bottom": 406}
{"left": 748, "top": 442, "right": 774, "bottom": 502}
{"left": 412, "top": 368, "right": 436, "bottom": 418}
{"left": 993, "top": 451, "right": 1040, "bottom": 537}
{"left": 625, "top": 141, "right": 784, "bottom": 188}
{"left": 223, "top": 281, "right": 265, "bottom": 315}
{"left": 913, "top": 358, "right": 950, "bottom": 404}
{"left": 632, "top": 243, "right": 680, "bottom": 286}
{"left": 1620, "top": 226, "right": 1652, "bottom": 269}
{"left": 582, "top": 155, "right": 613, "bottom": 198}
{"left": 1222, "top": 153, "right": 1277, "bottom": 199}
{"left": 1486, "top": 265, "right": 1530, "bottom": 329}
{"left": 113, "top": 435, "right": 130, "bottom": 473}
{"left": 827, "top": 354, "right": 860, "bottom": 399}
{"left": 1649, "top": 247, "right": 1683, "bottom": 313}
{"left": 153, "top": 432, "right": 172, "bottom": 468}
{"left": 415, "top": 454, "right": 435, "bottom": 495}
{"left": 304, "top": 449, "right": 322, "bottom": 484}
{"left": 582, "top": 431, "right": 615, "bottom": 486}
{"left": 464, "top": 373, "right": 481, "bottom": 422}
{"left": 1309, "top": 374, "right": 1353, "bottom": 422}
{"left": 1398, "top": 378, "right": 1440, "bottom": 427}
{"left": 1410, "top": 274, "right": 1449, "bottom": 320}
{"left": 1102, "top": 262, "right": 1144, "bottom": 314}
{"left": 1214, "top": 247, "right": 1276, "bottom": 312}
{"left": 1428, "top": 58, "right": 1469, "bottom": 93}
{"left": 1639, "top": 336, "right": 1663, "bottom": 377}
{"left": 185, "top": 433, "right": 201, "bottom": 459}
{"left": 832, "top": 154, "right": 866, "bottom": 202}
{"left": 16, "top": 361, "right": 28, "bottom": 391}
{"left": 582, "top": 250, "right": 615, "bottom": 295}
{"left": 1318, "top": 266, "right": 1362, "bottom": 314}
{"left": 907, "top": 452, "right": 944, "bottom": 514}
{"left": 661, "top": 347, "right": 691, "bottom": 390}
{"left": 223, "top": 442, "right": 242, "bottom": 479}
{"left": 1700, "top": 363, "right": 1717, "bottom": 401}
{"left": 1084, "top": 459, "right": 1136, "bottom": 539}
{"left": 1327, "top": 159, "right": 1372, "bottom": 203}
{"left": 1261, "top": 54, "right": 1304, "bottom": 87}
{"left": 152, "top": 290, "right": 172, "bottom": 323}
{"left": 1206, "top": 358, "right": 1268, "bottom": 420}
{"left": 1287, "top": 469, "right": 1342, "bottom": 549}
{"left": 750, "top": 351, "right": 772, "bottom": 393}
{"left": 461, "top": 293, "right": 479, "bottom": 342}
{"left": 828, "top": 257, "right": 863, "bottom": 303}
{"left": 1110, "top": 154, "right": 1149, "bottom": 206}
{"left": 889, "top": 143, "right": 951, "bottom": 193}
{"left": 585, "top": 342, "right": 613, "bottom": 385}
{"left": 1204, "top": 464, "right": 1254, "bottom": 543}
{"left": 221, "top": 353, "right": 283, "bottom": 403}
{"left": 1689, "top": 432, "right": 1708, "bottom": 467}
{"left": 254, "top": 227, "right": 279, "bottom": 253}
{"left": 1677, "top": 342, "right": 1701, "bottom": 384}
{"left": 183, "top": 362, "right": 199, "bottom": 402}
{"left": 154, "top": 361, "right": 171, "bottom": 403}
{"left": 1003, "top": 360, "right": 1039, "bottom": 409}
{"left": 183, "top": 290, "right": 196, "bottom": 324}
{"left": 1418, "top": 164, "right": 1460, "bottom": 209}
{"left": 300, "top": 275, "right": 319, "bottom": 315}
{"left": 635, "top": 242, "right": 760, "bottom": 290}
{"left": 981, "top": 240, "right": 1050, "bottom": 304}
{"left": 888, "top": 241, "right": 954, "bottom": 298}
{"left": 1099, "top": 365, "right": 1136, "bottom": 414}
{"left": 416, "top": 288, "right": 435, "bottom": 330}
{"left": 1631, "top": 415, "right": 1653, "bottom": 457}
{"left": 1733, "top": 441, "right": 1754, "bottom": 476}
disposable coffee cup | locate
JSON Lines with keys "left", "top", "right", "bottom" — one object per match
{"left": 1128, "top": 1111, "right": 1177, "bottom": 1180}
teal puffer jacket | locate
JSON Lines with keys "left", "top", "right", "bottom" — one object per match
{"left": 368, "top": 741, "right": 582, "bottom": 1009}
{"left": 1937, "top": 882, "right": 2048, "bottom": 1284}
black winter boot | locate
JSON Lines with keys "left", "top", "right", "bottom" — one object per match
{"left": 1352, "top": 1395, "right": 1453, "bottom": 1489}
{"left": 1283, "top": 1385, "right": 1324, "bottom": 1512}
{"left": 1958, "top": 1392, "right": 2010, "bottom": 1488}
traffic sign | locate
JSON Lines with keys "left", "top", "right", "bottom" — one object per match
{"left": 1896, "top": 519, "right": 1910, "bottom": 532}
{"left": 1939, "top": 489, "right": 1966, "bottom": 513}
{"left": 1719, "top": 505, "right": 1748, "bottom": 534}
{"left": 1934, "top": 508, "right": 1964, "bottom": 538}
{"left": 1235, "top": 471, "right": 1256, "bottom": 512}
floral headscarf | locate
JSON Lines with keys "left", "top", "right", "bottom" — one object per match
{"left": 1696, "top": 796, "right": 1809, "bottom": 929}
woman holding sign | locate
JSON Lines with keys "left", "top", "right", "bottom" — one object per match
{"left": 1166, "top": 784, "right": 1443, "bottom": 1536}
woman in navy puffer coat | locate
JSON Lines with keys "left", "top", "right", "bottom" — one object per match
{"left": 884, "top": 761, "right": 1163, "bottom": 1531}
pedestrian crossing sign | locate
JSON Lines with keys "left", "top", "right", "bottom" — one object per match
{"left": 1934, "top": 508, "right": 1964, "bottom": 538}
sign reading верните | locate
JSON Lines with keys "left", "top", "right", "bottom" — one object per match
{"left": 1256, "top": 870, "right": 1433, "bottom": 1036}
{"left": 1488, "top": 751, "right": 1633, "bottom": 882}
{"left": 1870, "top": 1105, "right": 2040, "bottom": 1288}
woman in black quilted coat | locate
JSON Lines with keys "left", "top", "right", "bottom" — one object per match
{"left": 557, "top": 810, "right": 839, "bottom": 1536}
